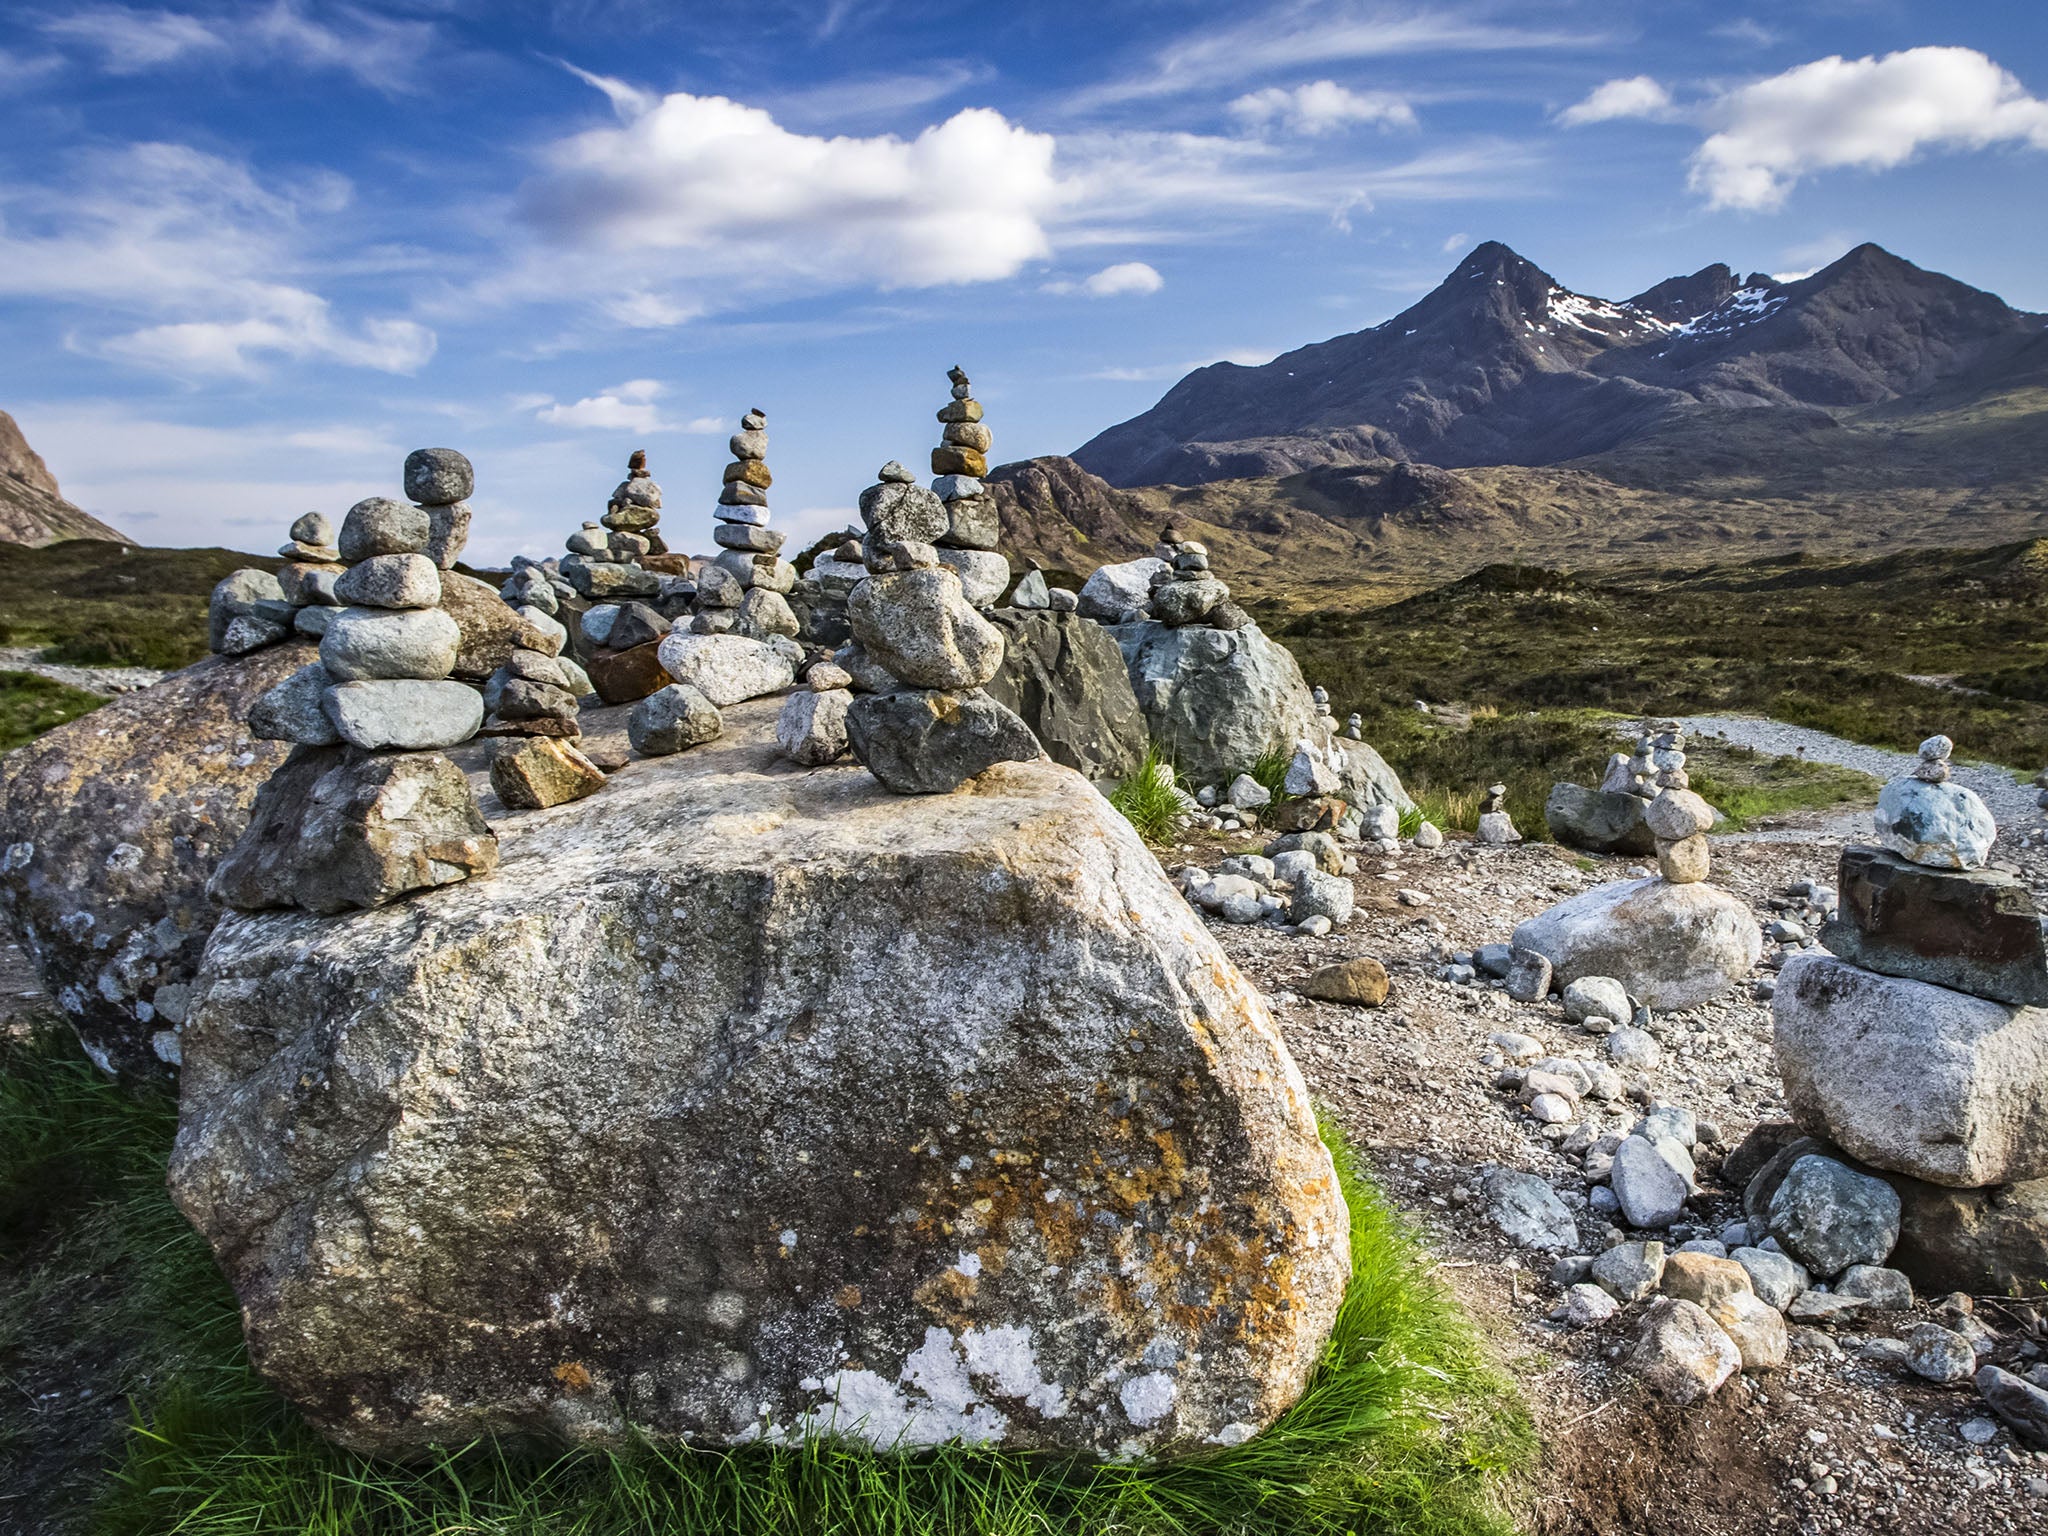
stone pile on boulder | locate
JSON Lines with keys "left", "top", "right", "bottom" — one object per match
{"left": 606, "top": 446, "right": 668, "bottom": 555}
{"left": 560, "top": 455, "right": 664, "bottom": 607}
{"left": 479, "top": 624, "right": 604, "bottom": 813}
{"left": 209, "top": 511, "right": 344, "bottom": 656}
{"left": 1475, "top": 783, "right": 1521, "bottom": 846}
{"left": 775, "top": 660, "right": 854, "bottom": 767}
{"left": 1771, "top": 738, "right": 2048, "bottom": 1292}
{"left": 843, "top": 463, "right": 1038, "bottom": 794}
{"left": 219, "top": 452, "right": 499, "bottom": 914}
{"left": 1145, "top": 523, "right": 1245, "bottom": 630}
{"left": 1544, "top": 720, "right": 1672, "bottom": 854}
{"left": 705, "top": 410, "right": 798, "bottom": 613}
{"left": 927, "top": 366, "right": 1009, "bottom": 606}
{"left": 168, "top": 701, "right": 1351, "bottom": 1460}
{"left": 788, "top": 530, "right": 865, "bottom": 650}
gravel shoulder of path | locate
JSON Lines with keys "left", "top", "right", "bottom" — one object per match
{"left": 0, "top": 647, "right": 164, "bottom": 697}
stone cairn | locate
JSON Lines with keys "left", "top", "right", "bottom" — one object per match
{"left": 209, "top": 511, "right": 347, "bottom": 656}
{"left": 225, "top": 449, "right": 499, "bottom": 912}
{"left": 480, "top": 589, "right": 605, "bottom": 814}
{"left": 1769, "top": 734, "right": 2048, "bottom": 1304}
{"left": 1146, "top": 522, "right": 1246, "bottom": 629}
{"left": 559, "top": 452, "right": 664, "bottom": 610}
{"left": 928, "top": 365, "right": 1008, "bottom": 606}
{"left": 696, "top": 410, "right": 798, "bottom": 637}
{"left": 841, "top": 461, "right": 1038, "bottom": 794}
{"left": 1639, "top": 723, "right": 1716, "bottom": 882}
{"left": 1476, "top": 782, "right": 1522, "bottom": 846}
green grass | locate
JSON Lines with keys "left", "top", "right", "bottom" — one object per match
{"left": 0, "top": 669, "right": 106, "bottom": 751}
{"left": 1107, "top": 743, "right": 1193, "bottom": 843}
{"left": 0, "top": 539, "right": 279, "bottom": 673}
{"left": 1246, "top": 749, "right": 1293, "bottom": 804}
{"left": 0, "top": 1027, "right": 1528, "bottom": 1536}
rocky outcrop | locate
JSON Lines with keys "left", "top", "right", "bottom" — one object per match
{"left": 1511, "top": 877, "right": 1761, "bottom": 1011}
{"left": 1773, "top": 952, "right": 2048, "bottom": 1188}
{"left": 1113, "top": 621, "right": 1318, "bottom": 788}
{"left": 170, "top": 699, "right": 1349, "bottom": 1460}
{"left": 984, "top": 610, "right": 1147, "bottom": 780}
{"left": 0, "top": 646, "right": 307, "bottom": 1076}
{"left": 0, "top": 408, "right": 129, "bottom": 546}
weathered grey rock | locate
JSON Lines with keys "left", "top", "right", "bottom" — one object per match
{"left": 1611, "top": 1134, "right": 1690, "bottom": 1228}
{"left": 486, "top": 676, "right": 578, "bottom": 723}
{"left": 403, "top": 447, "right": 474, "bottom": 507}
{"left": 1506, "top": 947, "right": 1553, "bottom": 1003}
{"left": 209, "top": 568, "right": 286, "bottom": 650}
{"left": 339, "top": 498, "right": 432, "bottom": 563}
{"left": 833, "top": 642, "right": 900, "bottom": 696}
{"left": 1511, "top": 877, "right": 1762, "bottom": 1011}
{"left": 0, "top": 647, "right": 304, "bottom": 1077}
{"left": 1629, "top": 1298, "right": 1739, "bottom": 1404}
{"left": 488, "top": 736, "right": 605, "bottom": 811}
{"left": 250, "top": 663, "right": 341, "bottom": 746}
{"left": 424, "top": 502, "right": 471, "bottom": 569}
{"left": 932, "top": 548, "right": 1007, "bottom": 608}
{"left": 290, "top": 512, "right": 333, "bottom": 546}
{"left": 441, "top": 572, "right": 563, "bottom": 681}
{"left": 1605, "top": 1026, "right": 1661, "bottom": 1070}
{"left": 1007, "top": 569, "right": 1050, "bottom": 609}
{"left": 714, "top": 550, "right": 797, "bottom": 595}
{"left": 334, "top": 553, "right": 442, "bottom": 610}
{"left": 776, "top": 689, "right": 851, "bottom": 766}
{"left": 1765, "top": 1154, "right": 1901, "bottom": 1277}
{"left": 1544, "top": 784, "right": 1655, "bottom": 856}
{"left": 320, "top": 606, "right": 461, "bottom": 683}
{"left": 563, "top": 557, "right": 662, "bottom": 601}
{"left": 941, "top": 494, "right": 1001, "bottom": 552}
{"left": 1874, "top": 776, "right": 1995, "bottom": 871}
{"left": 1557, "top": 1283, "right": 1617, "bottom": 1328}
{"left": 1291, "top": 869, "right": 1354, "bottom": 925}
{"left": 277, "top": 561, "right": 342, "bottom": 607}
{"left": 847, "top": 689, "right": 1041, "bottom": 795}
{"left": 1902, "top": 1324, "right": 1976, "bottom": 1383}
{"left": 848, "top": 569, "right": 1005, "bottom": 691}
{"left": 209, "top": 746, "right": 496, "bottom": 914}
{"left": 1834, "top": 1264, "right": 1912, "bottom": 1311}
{"left": 1563, "top": 976, "right": 1631, "bottom": 1027}
{"left": 736, "top": 588, "right": 801, "bottom": 641}
{"left": 656, "top": 633, "right": 798, "bottom": 707}
{"left": 1114, "top": 621, "right": 1317, "bottom": 789}
{"left": 983, "top": 611, "right": 1147, "bottom": 781}
{"left": 322, "top": 679, "right": 482, "bottom": 751}
{"left": 1730, "top": 1246, "right": 1809, "bottom": 1311}
{"left": 858, "top": 480, "right": 948, "bottom": 546}
{"left": 628, "top": 684, "right": 723, "bottom": 757}
{"left": 1591, "top": 1240, "right": 1665, "bottom": 1302}
{"left": 167, "top": 722, "right": 1349, "bottom": 1458}
{"left": 220, "top": 614, "right": 291, "bottom": 656}
{"left": 1481, "top": 1167, "right": 1578, "bottom": 1251}
{"left": 1152, "top": 577, "right": 1229, "bottom": 627}
{"left": 1887, "top": 1174, "right": 2048, "bottom": 1296}
{"left": 1772, "top": 953, "right": 2048, "bottom": 1188}
{"left": 606, "top": 602, "right": 669, "bottom": 652}
{"left": 1643, "top": 789, "right": 1715, "bottom": 842}
{"left": 1976, "top": 1365, "right": 2048, "bottom": 1448}
{"left": 1077, "top": 558, "right": 1167, "bottom": 622}
{"left": 1821, "top": 846, "right": 2048, "bottom": 1007}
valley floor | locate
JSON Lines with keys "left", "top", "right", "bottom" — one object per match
{"left": 1190, "top": 810, "right": 2047, "bottom": 1535}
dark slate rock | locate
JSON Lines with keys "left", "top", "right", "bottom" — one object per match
{"left": 1544, "top": 782, "right": 1655, "bottom": 856}
{"left": 1821, "top": 845, "right": 2048, "bottom": 1007}
{"left": 984, "top": 610, "right": 1148, "bottom": 781}
{"left": 1765, "top": 1154, "right": 1901, "bottom": 1278}
{"left": 847, "top": 688, "right": 1040, "bottom": 795}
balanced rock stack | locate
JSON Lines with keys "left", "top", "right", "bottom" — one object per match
{"left": 605, "top": 448, "right": 666, "bottom": 555}
{"left": 775, "top": 659, "right": 853, "bottom": 767}
{"left": 707, "top": 410, "right": 797, "bottom": 605}
{"left": 927, "top": 366, "right": 1008, "bottom": 606}
{"left": 480, "top": 611, "right": 605, "bottom": 812}
{"left": 223, "top": 451, "right": 497, "bottom": 913}
{"left": 1146, "top": 523, "right": 1245, "bottom": 629}
{"left": 1546, "top": 720, "right": 1669, "bottom": 855}
{"left": 1772, "top": 735, "right": 2048, "bottom": 1292}
{"left": 209, "top": 510, "right": 347, "bottom": 656}
{"left": 788, "top": 530, "right": 866, "bottom": 649}
{"left": 1476, "top": 783, "right": 1522, "bottom": 846}
{"left": 844, "top": 462, "right": 1038, "bottom": 794}
{"left": 560, "top": 453, "right": 662, "bottom": 605}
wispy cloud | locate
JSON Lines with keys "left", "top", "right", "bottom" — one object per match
{"left": 522, "top": 379, "right": 728, "bottom": 433}
{"left": 1229, "top": 80, "right": 1416, "bottom": 135}
{"left": 1556, "top": 75, "right": 1675, "bottom": 127}
{"left": 1044, "top": 260, "right": 1165, "bottom": 297}
{"left": 1087, "top": 348, "right": 1280, "bottom": 382}
{"left": 36, "top": 1, "right": 438, "bottom": 91}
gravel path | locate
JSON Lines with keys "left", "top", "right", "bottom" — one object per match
{"left": 0, "top": 646, "right": 162, "bottom": 697}
{"left": 1677, "top": 713, "right": 2041, "bottom": 839}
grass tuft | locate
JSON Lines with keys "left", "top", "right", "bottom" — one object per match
{"left": 1107, "top": 743, "right": 1193, "bottom": 843}
{"left": 0, "top": 1028, "right": 1528, "bottom": 1536}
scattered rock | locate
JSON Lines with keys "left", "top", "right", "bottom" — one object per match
{"left": 1705, "top": 1290, "right": 1788, "bottom": 1372}
{"left": 1591, "top": 1240, "right": 1666, "bottom": 1303}
{"left": 1611, "top": 1134, "right": 1690, "bottom": 1228}
{"left": 1629, "top": 1298, "right": 1740, "bottom": 1405}
{"left": 488, "top": 736, "right": 605, "bottom": 811}
{"left": 1765, "top": 1154, "right": 1902, "bottom": 1277}
{"left": 628, "top": 684, "right": 723, "bottom": 757}
{"left": 1301, "top": 957, "right": 1389, "bottom": 1007}
{"left": 1482, "top": 1167, "right": 1579, "bottom": 1251}
{"left": 1512, "top": 877, "right": 1762, "bottom": 1011}
{"left": 1902, "top": 1323, "right": 1977, "bottom": 1384}
{"left": 1976, "top": 1365, "right": 2048, "bottom": 1449}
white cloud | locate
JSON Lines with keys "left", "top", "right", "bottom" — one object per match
{"left": 0, "top": 141, "right": 434, "bottom": 377}
{"left": 1087, "top": 348, "right": 1279, "bottom": 381}
{"left": 1557, "top": 75, "right": 1675, "bottom": 127}
{"left": 38, "top": 1, "right": 435, "bottom": 90}
{"left": 1689, "top": 47, "right": 2048, "bottom": 210}
{"left": 527, "top": 379, "right": 721, "bottom": 434}
{"left": 1229, "top": 80, "right": 1416, "bottom": 135}
{"left": 1046, "top": 261, "right": 1165, "bottom": 297}
{"left": 1440, "top": 230, "right": 1469, "bottom": 254}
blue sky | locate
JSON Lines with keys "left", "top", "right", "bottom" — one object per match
{"left": 2, "top": 0, "right": 2045, "bottom": 564}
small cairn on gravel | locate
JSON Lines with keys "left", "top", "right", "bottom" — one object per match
{"left": 928, "top": 366, "right": 1009, "bottom": 606}
{"left": 210, "top": 511, "right": 344, "bottom": 656}
{"left": 222, "top": 450, "right": 499, "bottom": 912}
{"left": 1172, "top": 831, "right": 1357, "bottom": 939}
{"left": 1475, "top": 782, "right": 1522, "bottom": 846}
{"left": 706, "top": 410, "right": 797, "bottom": 609}
{"left": 842, "top": 461, "right": 1037, "bottom": 794}
{"left": 1146, "top": 522, "right": 1245, "bottom": 629}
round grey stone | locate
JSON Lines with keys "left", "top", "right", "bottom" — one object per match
{"left": 403, "top": 448, "right": 474, "bottom": 507}
{"left": 320, "top": 606, "right": 461, "bottom": 682}
{"left": 334, "top": 553, "right": 442, "bottom": 610}
{"left": 339, "top": 498, "right": 432, "bottom": 562}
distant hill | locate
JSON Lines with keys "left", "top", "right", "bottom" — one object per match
{"left": 1072, "top": 241, "right": 2047, "bottom": 487}
{"left": 0, "top": 411, "right": 128, "bottom": 546}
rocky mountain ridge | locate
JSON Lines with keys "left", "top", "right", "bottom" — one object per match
{"left": 1072, "top": 242, "right": 2047, "bottom": 488}
{"left": 0, "top": 410, "right": 127, "bottom": 546}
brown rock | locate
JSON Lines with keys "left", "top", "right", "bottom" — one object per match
{"left": 586, "top": 640, "right": 670, "bottom": 706}
{"left": 1301, "top": 957, "right": 1390, "bottom": 1007}
{"left": 1656, "top": 833, "right": 1711, "bottom": 883}
{"left": 723, "top": 460, "right": 773, "bottom": 489}
{"left": 1270, "top": 796, "right": 1345, "bottom": 833}
{"left": 0, "top": 646, "right": 307, "bottom": 1077}
{"left": 441, "top": 571, "right": 562, "bottom": 680}
{"left": 1659, "top": 1252, "right": 1753, "bottom": 1310}
{"left": 208, "top": 746, "right": 497, "bottom": 915}
{"left": 1888, "top": 1173, "right": 2048, "bottom": 1296}
{"left": 931, "top": 445, "right": 989, "bottom": 478}
{"left": 489, "top": 737, "right": 606, "bottom": 811}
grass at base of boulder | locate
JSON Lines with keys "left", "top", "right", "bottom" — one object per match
{"left": 1107, "top": 742, "right": 1194, "bottom": 842}
{"left": 0, "top": 669, "right": 107, "bottom": 751}
{"left": 0, "top": 1026, "right": 1530, "bottom": 1536}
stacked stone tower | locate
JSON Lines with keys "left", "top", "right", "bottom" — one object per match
{"left": 1146, "top": 523, "right": 1245, "bottom": 629}
{"left": 708, "top": 410, "right": 797, "bottom": 602}
{"left": 929, "top": 367, "right": 1007, "bottom": 605}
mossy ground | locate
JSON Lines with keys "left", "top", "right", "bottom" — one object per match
{"left": 0, "top": 1022, "right": 1529, "bottom": 1536}
{"left": 0, "top": 670, "right": 108, "bottom": 752}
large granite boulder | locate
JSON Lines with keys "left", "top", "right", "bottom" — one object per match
{"left": 1820, "top": 846, "right": 2048, "bottom": 1007}
{"left": 169, "top": 700, "right": 1349, "bottom": 1460}
{"left": 1772, "top": 952, "right": 2048, "bottom": 1188}
{"left": 1113, "top": 622, "right": 1317, "bottom": 789}
{"left": 1544, "top": 784, "right": 1655, "bottom": 856}
{"left": 984, "top": 610, "right": 1147, "bottom": 780}
{"left": 1887, "top": 1173, "right": 2048, "bottom": 1296}
{"left": 0, "top": 646, "right": 308, "bottom": 1077}
{"left": 1325, "top": 734, "right": 1413, "bottom": 814}
{"left": 1511, "top": 877, "right": 1762, "bottom": 1011}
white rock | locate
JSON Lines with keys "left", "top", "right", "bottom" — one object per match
{"left": 1076, "top": 557, "right": 1167, "bottom": 622}
{"left": 656, "top": 633, "right": 799, "bottom": 707}
{"left": 1512, "top": 877, "right": 1762, "bottom": 1011}
{"left": 1873, "top": 777, "right": 1995, "bottom": 871}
